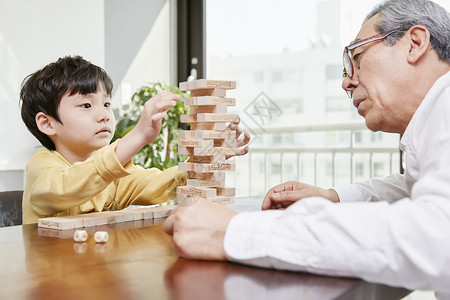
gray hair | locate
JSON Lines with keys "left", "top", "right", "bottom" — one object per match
{"left": 364, "top": 0, "right": 450, "bottom": 63}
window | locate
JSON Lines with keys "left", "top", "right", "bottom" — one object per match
{"left": 272, "top": 71, "right": 284, "bottom": 83}
{"left": 254, "top": 71, "right": 264, "bottom": 83}
{"left": 326, "top": 64, "right": 342, "bottom": 80}
{"left": 325, "top": 96, "right": 352, "bottom": 112}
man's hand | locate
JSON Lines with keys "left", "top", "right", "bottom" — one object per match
{"left": 163, "top": 198, "right": 237, "bottom": 261}
{"left": 226, "top": 117, "right": 250, "bottom": 159}
{"left": 261, "top": 181, "right": 340, "bottom": 210}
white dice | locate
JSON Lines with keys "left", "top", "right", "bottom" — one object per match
{"left": 73, "top": 230, "right": 88, "bottom": 242}
{"left": 94, "top": 231, "right": 108, "bottom": 243}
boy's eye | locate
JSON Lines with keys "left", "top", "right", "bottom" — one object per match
{"left": 104, "top": 102, "right": 111, "bottom": 108}
{"left": 81, "top": 103, "right": 91, "bottom": 108}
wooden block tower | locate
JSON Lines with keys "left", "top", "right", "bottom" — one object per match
{"left": 177, "top": 79, "right": 237, "bottom": 205}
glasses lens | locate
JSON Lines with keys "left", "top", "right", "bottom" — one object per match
{"left": 342, "top": 51, "right": 352, "bottom": 78}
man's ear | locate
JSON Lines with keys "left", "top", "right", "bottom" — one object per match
{"left": 36, "top": 112, "right": 57, "bottom": 136}
{"left": 406, "top": 25, "right": 430, "bottom": 64}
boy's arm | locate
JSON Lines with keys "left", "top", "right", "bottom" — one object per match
{"left": 113, "top": 166, "right": 188, "bottom": 208}
{"left": 25, "top": 141, "right": 134, "bottom": 217}
{"left": 115, "top": 92, "right": 179, "bottom": 165}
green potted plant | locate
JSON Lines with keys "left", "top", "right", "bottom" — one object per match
{"left": 113, "top": 82, "right": 189, "bottom": 170}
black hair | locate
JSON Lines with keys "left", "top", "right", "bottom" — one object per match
{"left": 19, "top": 56, "right": 113, "bottom": 150}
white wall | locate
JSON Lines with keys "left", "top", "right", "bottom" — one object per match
{"left": 0, "top": 0, "right": 173, "bottom": 191}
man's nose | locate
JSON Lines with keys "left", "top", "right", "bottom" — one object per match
{"left": 342, "top": 76, "right": 359, "bottom": 98}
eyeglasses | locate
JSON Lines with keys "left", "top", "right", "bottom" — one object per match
{"left": 342, "top": 28, "right": 400, "bottom": 98}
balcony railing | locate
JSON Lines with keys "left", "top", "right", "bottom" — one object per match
{"left": 233, "top": 122, "right": 401, "bottom": 196}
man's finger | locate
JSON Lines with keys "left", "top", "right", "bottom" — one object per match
{"left": 270, "top": 190, "right": 303, "bottom": 202}
{"left": 163, "top": 215, "right": 174, "bottom": 235}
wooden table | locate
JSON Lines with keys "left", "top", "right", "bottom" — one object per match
{"left": 0, "top": 197, "right": 412, "bottom": 300}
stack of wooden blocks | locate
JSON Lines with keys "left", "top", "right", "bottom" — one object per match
{"left": 177, "top": 79, "right": 237, "bottom": 205}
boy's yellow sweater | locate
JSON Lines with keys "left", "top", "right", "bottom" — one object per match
{"left": 22, "top": 140, "right": 187, "bottom": 224}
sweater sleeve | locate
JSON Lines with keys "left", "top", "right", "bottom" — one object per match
{"left": 113, "top": 165, "right": 188, "bottom": 209}
{"left": 25, "top": 141, "right": 134, "bottom": 216}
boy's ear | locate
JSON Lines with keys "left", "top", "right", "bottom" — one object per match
{"left": 36, "top": 112, "right": 57, "bottom": 136}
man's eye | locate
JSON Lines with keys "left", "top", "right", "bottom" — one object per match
{"left": 81, "top": 103, "right": 91, "bottom": 108}
{"left": 104, "top": 102, "right": 111, "bottom": 108}
{"left": 353, "top": 53, "right": 360, "bottom": 62}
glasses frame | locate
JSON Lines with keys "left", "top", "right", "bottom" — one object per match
{"left": 342, "top": 28, "right": 401, "bottom": 98}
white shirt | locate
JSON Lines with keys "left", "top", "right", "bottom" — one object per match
{"left": 224, "top": 71, "right": 450, "bottom": 294}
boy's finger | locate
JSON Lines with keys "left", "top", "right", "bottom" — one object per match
{"left": 152, "top": 111, "right": 168, "bottom": 121}
{"left": 154, "top": 100, "right": 177, "bottom": 112}
{"left": 157, "top": 92, "right": 180, "bottom": 102}
{"left": 236, "top": 131, "right": 250, "bottom": 148}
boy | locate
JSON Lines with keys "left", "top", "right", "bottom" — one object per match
{"left": 20, "top": 56, "right": 249, "bottom": 224}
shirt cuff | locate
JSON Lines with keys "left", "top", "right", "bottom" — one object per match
{"left": 332, "top": 184, "right": 365, "bottom": 203}
{"left": 224, "top": 209, "right": 284, "bottom": 261}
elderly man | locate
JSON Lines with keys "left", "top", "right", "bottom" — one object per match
{"left": 163, "top": 0, "right": 450, "bottom": 293}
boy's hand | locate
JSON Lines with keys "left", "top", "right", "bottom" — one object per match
{"left": 135, "top": 92, "right": 179, "bottom": 145}
{"left": 226, "top": 117, "right": 250, "bottom": 159}
{"left": 115, "top": 92, "right": 179, "bottom": 165}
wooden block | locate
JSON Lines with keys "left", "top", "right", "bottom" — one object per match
{"left": 66, "top": 214, "right": 97, "bottom": 227}
{"left": 82, "top": 212, "right": 117, "bottom": 226}
{"left": 190, "top": 88, "right": 226, "bottom": 97}
{"left": 179, "top": 196, "right": 234, "bottom": 205}
{"left": 178, "top": 139, "right": 213, "bottom": 148}
{"left": 180, "top": 146, "right": 229, "bottom": 156}
{"left": 193, "top": 163, "right": 235, "bottom": 173}
{"left": 135, "top": 207, "right": 156, "bottom": 220}
{"left": 106, "top": 211, "right": 131, "bottom": 223}
{"left": 191, "top": 122, "right": 226, "bottom": 130}
{"left": 194, "top": 147, "right": 236, "bottom": 156}
{"left": 184, "top": 96, "right": 235, "bottom": 106}
{"left": 38, "top": 227, "right": 76, "bottom": 239}
{"left": 197, "top": 113, "right": 238, "bottom": 122}
{"left": 215, "top": 187, "right": 236, "bottom": 196}
{"left": 178, "top": 146, "right": 195, "bottom": 155}
{"left": 176, "top": 194, "right": 197, "bottom": 204}
{"left": 178, "top": 162, "right": 195, "bottom": 171}
{"left": 180, "top": 114, "right": 197, "bottom": 123}
{"left": 151, "top": 205, "right": 175, "bottom": 219}
{"left": 208, "top": 196, "right": 235, "bottom": 204}
{"left": 178, "top": 130, "right": 196, "bottom": 139}
{"left": 119, "top": 209, "right": 144, "bottom": 221}
{"left": 177, "top": 186, "right": 217, "bottom": 197}
{"left": 38, "top": 217, "right": 83, "bottom": 230}
{"left": 188, "top": 171, "right": 226, "bottom": 181}
{"left": 189, "top": 155, "right": 225, "bottom": 164}
{"left": 189, "top": 105, "right": 227, "bottom": 114}
{"left": 214, "top": 139, "right": 237, "bottom": 147}
{"left": 187, "top": 179, "right": 225, "bottom": 188}
{"left": 195, "top": 130, "right": 236, "bottom": 139}
{"left": 179, "top": 79, "right": 236, "bottom": 91}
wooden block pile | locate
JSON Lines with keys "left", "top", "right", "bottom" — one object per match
{"left": 37, "top": 205, "right": 174, "bottom": 230}
{"left": 177, "top": 79, "right": 237, "bottom": 205}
